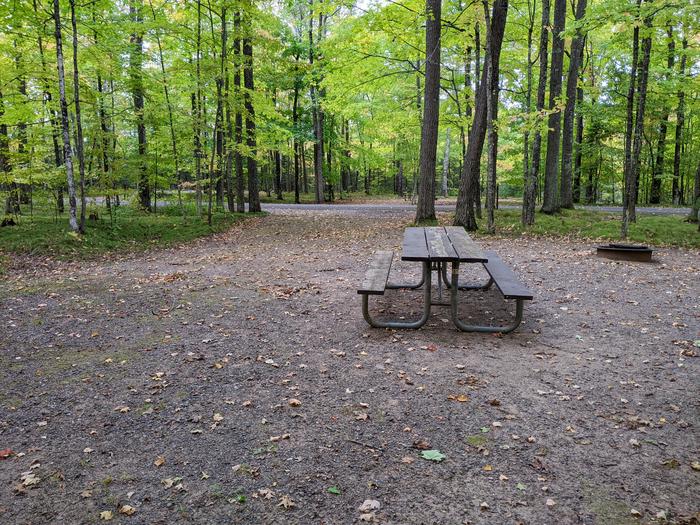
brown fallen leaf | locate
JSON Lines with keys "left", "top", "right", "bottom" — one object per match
{"left": 412, "top": 439, "right": 430, "bottom": 450}
{"left": 400, "top": 456, "right": 415, "bottom": 464}
{"left": 447, "top": 394, "right": 469, "bottom": 402}
{"left": 154, "top": 456, "right": 165, "bottom": 467}
{"left": 119, "top": 505, "right": 136, "bottom": 516}
{"left": 278, "top": 495, "right": 295, "bottom": 509}
{"left": 0, "top": 448, "right": 13, "bottom": 459}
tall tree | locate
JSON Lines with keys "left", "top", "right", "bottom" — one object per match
{"left": 649, "top": 26, "right": 674, "bottom": 205}
{"left": 309, "top": 0, "right": 325, "bottom": 203}
{"left": 672, "top": 37, "right": 687, "bottom": 205}
{"left": 559, "top": 0, "right": 587, "bottom": 209}
{"left": 622, "top": 8, "right": 653, "bottom": 237}
{"left": 455, "top": 0, "right": 508, "bottom": 230}
{"left": 541, "top": 0, "right": 566, "bottom": 213}
{"left": 243, "top": 6, "right": 261, "bottom": 213}
{"left": 129, "top": 0, "right": 150, "bottom": 211}
{"left": 522, "top": 0, "right": 550, "bottom": 226}
{"left": 53, "top": 0, "right": 79, "bottom": 232}
{"left": 415, "top": 0, "right": 441, "bottom": 222}
{"left": 70, "top": 0, "right": 86, "bottom": 231}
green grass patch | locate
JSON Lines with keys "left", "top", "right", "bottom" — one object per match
{"left": 0, "top": 203, "right": 260, "bottom": 260}
{"left": 472, "top": 208, "right": 699, "bottom": 249}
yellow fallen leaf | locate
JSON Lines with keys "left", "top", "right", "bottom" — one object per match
{"left": 100, "top": 510, "right": 113, "bottom": 521}
{"left": 483, "top": 464, "right": 493, "bottom": 472}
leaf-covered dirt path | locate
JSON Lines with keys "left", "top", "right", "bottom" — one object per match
{"left": 0, "top": 210, "right": 698, "bottom": 525}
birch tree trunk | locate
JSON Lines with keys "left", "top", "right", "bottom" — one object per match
{"left": 53, "top": 0, "right": 79, "bottom": 232}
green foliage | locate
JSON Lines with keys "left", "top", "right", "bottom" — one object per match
{"left": 475, "top": 209, "right": 700, "bottom": 248}
{"left": 0, "top": 201, "right": 257, "bottom": 259}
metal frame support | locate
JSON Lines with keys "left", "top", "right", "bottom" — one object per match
{"left": 361, "top": 262, "right": 432, "bottom": 329}
{"left": 441, "top": 263, "right": 494, "bottom": 291}
{"left": 449, "top": 262, "right": 525, "bottom": 334}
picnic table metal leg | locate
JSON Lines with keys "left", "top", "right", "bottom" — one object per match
{"left": 386, "top": 272, "right": 425, "bottom": 290}
{"left": 441, "top": 264, "right": 494, "bottom": 291}
{"left": 362, "top": 262, "right": 432, "bottom": 329}
{"left": 449, "top": 262, "right": 524, "bottom": 334}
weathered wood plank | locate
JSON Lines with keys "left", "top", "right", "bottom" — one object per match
{"left": 444, "top": 226, "right": 488, "bottom": 262}
{"left": 401, "top": 227, "right": 429, "bottom": 261}
{"left": 425, "top": 227, "right": 458, "bottom": 261}
{"left": 357, "top": 250, "right": 394, "bottom": 295}
{"left": 483, "top": 251, "right": 534, "bottom": 299}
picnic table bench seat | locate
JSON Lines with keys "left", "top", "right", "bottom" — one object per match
{"left": 482, "top": 251, "right": 534, "bottom": 300}
{"left": 357, "top": 250, "right": 393, "bottom": 296}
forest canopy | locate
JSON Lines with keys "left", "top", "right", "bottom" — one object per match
{"left": 0, "top": 0, "right": 698, "bottom": 233}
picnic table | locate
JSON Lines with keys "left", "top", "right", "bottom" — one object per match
{"left": 358, "top": 226, "right": 533, "bottom": 333}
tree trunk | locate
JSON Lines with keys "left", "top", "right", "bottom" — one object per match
{"left": 243, "top": 16, "right": 260, "bottom": 213}
{"left": 559, "top": 0, "right": 587, "bottom": 209}
{"left": 483, "top": 0, "right": 508, "bottom": 233}
{"left": 69, "top": 0, "right": 86, "bottom": 231}
{"left": 622, "top": 11, "right": 652, "bottom": 237}
{"left": 233, "top": 10, "right": 245, "bottom": 212}
{"left": 415, "top": 0, "right": 441, "bottom": 222}
{"left": 441, "top": 128, "right": 450, "bottom": 198}
{"left": 309, "top": 0, "right": 325, "bottom": 203}
{"left": 455, "top": 0, "right": 508, "bottom": 230}
{"left": 53, "top": 0, "right": 79, "bottom": 232}
{"left": 672, "top": 38, "right": 687, "bottom": 205}
{"left": 690, "top": 157, "right": 700, "bottom": 222}
{"left": 292, "top": 76, "right": 300, "bottom": 204}
{"left": 130, "top": 0, "right": 150, "bottom": 212}
{"left": 573, "top": 84, "right": 584, "bottom": 202}
{"left": 541, "top": 0, "right": 566, "bottom": 213}
{"left": 522, "top": 0, "right": 543, "bottom": 226}
{"left": 650, "top": 26, "right": 675, "bottom": 205}
{"left": 148, "top": 0, "right": 183, "bottom": 214}
{"left": 0, "top": 91, "right": 11, "bottom": 215}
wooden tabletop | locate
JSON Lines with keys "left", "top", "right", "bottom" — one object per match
{"left": 401, "top": 226, "right": 487, "bottom": 263}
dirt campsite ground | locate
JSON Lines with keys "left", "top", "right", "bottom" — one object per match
{"left": 0, "top": 207, "right": 698, "bottom": 525}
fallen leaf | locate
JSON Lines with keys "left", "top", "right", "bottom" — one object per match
{"left": 278, "top": 495, "right": 295, "bottom": 509}
{"left": 630, "top": 509, "right": 642, "bottom": 518}
{"left": 691, "top": 461, "right": 700, "bottom": 471}
{"left": 100, "top": 510, "right": 113, "bottom": 521}
{"left": 213, "top": 413, "right": 224, "bottom": 422}
{"left": 20, "top": 471, "right": 40, "bottom": 487}
{"left": 114, "top": 406, "right": 130, "bottom": 413}
{"left": 546, "top": 498, "right": 556, "bottom": 507}
{"left": 358, "top": 500, "right": 381, "bottom": 512}
{"left": 480, "top": 502, "right": 490, "bottom": 510}
{"left": 401, "top": 456, "right": 415, "bottom": 464}
{"left": 119, "top": 505, "right": 136, "bottom": 516}
{"left": 154, "top": 456, "right": 165, "bottom": 467}
{"left": 448, "top": 394, "right": 469, "bottom": 402}
{"left": 327, "top": 486, "right": 341, "bottom": 495}
{"left": 420, "top": 449, "right": 446, "bottom": 462}
{"left": 0, "top": 448, "right": 14, "bottom": 459}
{"left": 288, "top": 399, "right": 301, "bottom": 407}
{"left": 483, "top": 464, "right": 493, "bottom": 472}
